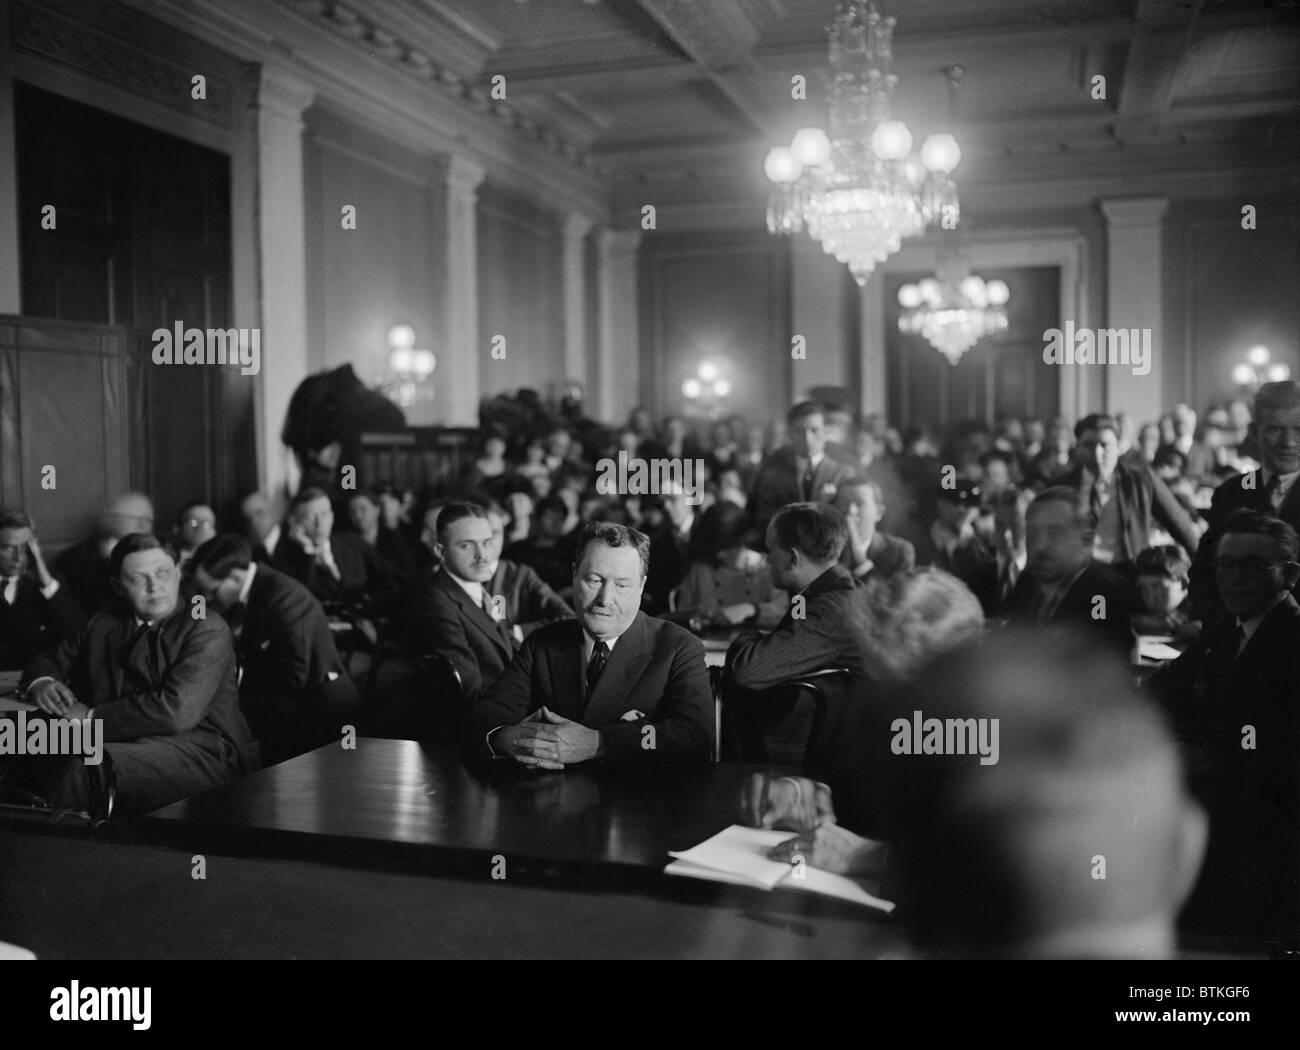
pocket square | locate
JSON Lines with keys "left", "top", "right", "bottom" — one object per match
{"left": 620, "top": 709, "right": 646, "bottom": 722}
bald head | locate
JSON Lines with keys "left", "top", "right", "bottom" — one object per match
{"left": 100, "top": 492, "right": 155, "bottom": 542}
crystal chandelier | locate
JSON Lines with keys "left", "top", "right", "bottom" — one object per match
{"left": 764, "top": 1, "right": 961, "bottom": 285}
{"left": 898, "top": 255, "right": 1009, "bottom": 366}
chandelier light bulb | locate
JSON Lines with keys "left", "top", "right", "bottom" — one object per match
{"left": 986, "top": 279, "right": 1010, "bottom": 306}
{"left": 1247, "top": 344, "right": 1271, "bottom": 367}
{"left": 713, "top": 379, "right": 731, "bottom": 397}
{"left": 920, "top": 133, "right": 961, "bottom": 174}
{"left": 389, "top": 347, "right": 415, "bottom": 373}
{"left": 898, "top": 284, "right": 923, "bottom": 309}
{"left": 959, "top": 276, "right": 985, "bottom": 301}
{"left": 682, "top": 378, "right": 703, "bottom": 399}
{"left": 870, "top": 120, "right": 913, "bottom": 162}
{"left": 698, "top": 361, "right": 718, "bottom": 382}
{"left": 764, "top": 146, "right": 802, "bottom": 184}
{"left": 1231, "top": 363, "right": 1257, "bottom": 385}
{"left": 411, "top": 350, "right": 436, "bottom": 378}
{"left": 791, "top": 126, "right": 832, "bottom": 167}
{"left": 1266, "top": 363, "right": 1291, "bottom": 382}
{"left": 387, "top": 324, "right": 416, "bottom": 351}
{"left": 918, "top": 278, "right": 941, "bottom": 305}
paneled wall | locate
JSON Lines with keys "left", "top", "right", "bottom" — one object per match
{"left": 477, "top": 182, "right": 565, "bottom": 401}
{"left": 639, "top": 230, "right": 791, "bottom": 429}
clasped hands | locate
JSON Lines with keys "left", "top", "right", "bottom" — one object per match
{"left": 494, "top": 707, "right": 603, "bottom": 770}
{"left": 742, "top": 773, "right": 885, "bottom": 878}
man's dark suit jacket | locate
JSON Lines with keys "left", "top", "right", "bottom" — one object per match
{"left": 748, "top": 447, "right": 856, "bottom": 543}
{"left": 727, "top": 564, "right": 869, "bottom": 690}
{"left": 236, "top": 565, "right": 360, "bottom": 759}
{"left": 410, "top": 561, "right": 573, "bottom": 702}
{"left": 271, "top": 530, "right": 395, "bottom": 611}
{"left": 1003, "top": 559, "right": 1135, "bottom": 652}
{"left": 462, "top": 612, "right": 712, "bottom": 764}
{"left": 838, "top": 530, "right": 915, "bottom": 583}
{"left": 1065, "top": 458, "right": 1200, "bottom": 561}
{"left": 1148, "top": 595, "right": 1300, "bottom": 943}
{"left": 1189, "top": 469, "right": 1300, "bottom": 623}
{"left": 22, "top": 605, "right": 255, "bottom": 812}
{"left": 645, "top": 520, "right": 694, "bottom": 615}
{"left": 0, "top": 576, "right": 85, "bottom": 671}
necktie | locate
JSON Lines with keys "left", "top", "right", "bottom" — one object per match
{"left": 1088, "top": 480, "right": 1105, "bottom": 529}
{"left": 1264, "top": 474, "right": 1282, "bottom": 511}
{"left": 801, "top": 461, "right": 815, "bottom": 501}
{"left": 586, "top": 640, "right": 610, "bottom": 694}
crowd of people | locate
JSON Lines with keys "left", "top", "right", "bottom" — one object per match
{"left": 2, "top": 378, "right": 1297, "bottom": 955}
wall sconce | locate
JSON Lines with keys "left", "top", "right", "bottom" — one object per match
{"left": 1231, "top": 345, "right": 1290, "bottom": 390}
{"left": 379, "top": 323, "right": 436, "bottom": 408}
{"left": 682, "top": 359, "right": 731, "bottom": 418}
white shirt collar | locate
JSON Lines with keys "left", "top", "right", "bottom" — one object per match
{"left": 445, "top": 568, "right": 485, "bottom": 607}
{"left": 238, "top": 561, "right": 258, "bottom": 606}
{"left": 582, "top": 627, "right": 625, "bottom": 663}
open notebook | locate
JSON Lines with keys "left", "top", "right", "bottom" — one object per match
{"left": 666, "top": 825, "right": 895, "bottom": 914}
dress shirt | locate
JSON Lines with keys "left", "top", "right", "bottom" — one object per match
{"left": 1262, "top": 468, "right": 1300, "bottom": 513}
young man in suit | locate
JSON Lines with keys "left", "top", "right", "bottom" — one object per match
{"left": 463, "top": 521, "right": 712, "bottom": 768}
{"left": 191, "top": 534, "right": 360, "bottom": 766}
{"left": 272, "top": 487, "right": 396, "bottom": 614}
{"left": 21, "top": 534, "right": 255, "bottom": 813}
{"left": 1149, "top": 509, "right": 1300, "bottom": 949}
{"left": 748, "top": 400, "right": 855, "bottom": 545}
{"left": 0, "top": 509, "right": 85, "bottom": 671}
{"left": 834, "top": 477, "right": 915, "bottom": 585}
{"left": 1190, "top": 380, "right": 1300, "bottom": 622}
{"left": 1004, "top": 486, "right": 1135, "bottom": 652}
{"left": 409, "top": 503, "right": 572, "bottom": 704}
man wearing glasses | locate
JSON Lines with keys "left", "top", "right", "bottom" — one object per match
{"left": 1191, "top": 380, "right": 1300, "bottom": 622}
{"left": 20, "top": 533, "right": 255, "bottom": 813}
{"left": 1150, "top": 508, "right": 1300, "bottom": 949}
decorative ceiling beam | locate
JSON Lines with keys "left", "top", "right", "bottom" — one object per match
{"left": 1116, "top": 0, "right": 1205, "bottom": 142}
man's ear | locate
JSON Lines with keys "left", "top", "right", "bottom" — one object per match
{"left": 1282, "top": 561, "right": 1300, "bottom": 589}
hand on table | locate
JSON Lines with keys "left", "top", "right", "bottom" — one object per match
{"left": 741, "top": 772, "right": 835, "bottom": 833}
{"left": 496, "top": 707, "right": 602, "bottom": 769}
{"left": 766, "top": 823, "right": 887, "bottom": 878}
{"left": 28, "top": 679, "right": 79, "bottom": 716}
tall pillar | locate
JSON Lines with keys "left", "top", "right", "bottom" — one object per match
{"left": 595, "top": 228, "right": 642, "bottom": 422}
{"left": 858, "top": 273, "right": 888, "bottom": 420}
{"left": 1101, "top": 197, "right": 1167, "bottom": 424}
{"left": 562, "top": 212, "right": 593, "bottom": 395}
{"left": 0, "top": 9, "right": 21, "bottom": 312}
{"left": 790, "top": 235, "right": 849, "bottom": 397}
{"left": 232, "top": 64, "right": 314, "bottom": 500}
{"left": 430, "top": 155, "right": 485, "bottom": 427}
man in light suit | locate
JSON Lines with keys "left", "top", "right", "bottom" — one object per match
{"left": 1190, "top": 380, "right": 1300, "bottom": 623}
{"left": 192, "top": 534, "right": 361, "bottom": 766}
{"left": 748, "top": 400, "right": 855, "bottom": 546}
{"left": 463, "top": 521, "right": 712, "bottom": 767}
{"left": 409, "top": 502, "right": 572, "bottom": 703}
{"left": 20, "top": 534, "right": 255, "bottom": 813}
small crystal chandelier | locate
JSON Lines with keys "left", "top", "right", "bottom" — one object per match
{"left": 764, "top": 1, "right": 961, "bottom": 285}
{"left": 898, "top": 254, "right": 1009, "bottom": 366}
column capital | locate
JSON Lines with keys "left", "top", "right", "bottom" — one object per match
{"left": 432, "top": 154, "right": 486, "bottom": 198}
{"left": 1101, "top": 196, "right": 1169, "bottom": 228}
{"left": 563, "top": 212, "right": 595, "bottom": 243}
{"left": 597, "top": 228, "right": 643, "bottom": 255}
{"left": 242, "top": 63, "right": 315, "bottom": 120}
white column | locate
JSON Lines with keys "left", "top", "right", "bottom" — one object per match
{"left": 562, "top": 212, "right": 593, "bottom": 395}
{"left": 430, "top": 155, "right": 485, "bottom": 427}
{"left": 1101, "top": 197, "right": 1167, "bottom": 423}
{"left": 0, "top": 10, "right": 21, "bottom": 312}
{"left": 595, "top": 228, "right": 642, "bottom": 422}
{"left": 233, "top": 64, "right": 314, "bottom": 500}
{"left": 858, "top": 273, "right": 888, "bottom": 419}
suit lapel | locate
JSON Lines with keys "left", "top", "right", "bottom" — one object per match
{"left": 582, "top": 613, "right": 652, "bottom": 725}
{"left": 548, "top": 620, "right": 587, "bottom": 719}
{"left": 439, "top": 571, "right": 513, "bottom": 658}
{"left": 1278, "top": 474, "right": 1300, "bottom": 527}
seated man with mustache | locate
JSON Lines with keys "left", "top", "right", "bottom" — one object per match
{"left": 463, "top": 522, "right": 712, "bottom": 767}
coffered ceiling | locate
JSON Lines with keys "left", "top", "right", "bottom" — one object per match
{"left": 285, "top": 0, "right": 1300, "bottom": 221}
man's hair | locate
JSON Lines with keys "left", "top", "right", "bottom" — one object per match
{"left": 837, "top": 476, "right": 883, "bottom": 504}
{"left": 436, "top": 501, "right": 490, "bottom": 543}
{"left": 535, "top": 494, "right": 568, "bottom": 520}
{"left": 0, "top": 508, "right": 33, "bottom": 532}
{"left": 110, "top": 533, "right": 177, "bottom": 578}
{"left": 1074, "top": 413, "right": 1118, "bottom": 441}
{"left": 290, "top": 486, "right": 332, "bottom": 513}
{"left": 1029, "top": 486, "right": 1091, "bottom": 530}
{"left": 1134, "top": 544, "right": 1190, "bottom": 583}
{"left": 191, "top": 534, "right": 253, "bottom": 579}
{"left": 769, "top": 502, "right": 848, "bottom": 563}
{"left": 571, "top": 521, "right": 650, "bottom": 577}
{"left": 1221, "top": 508, "right": 1299, "bottom": 563}
{"left": 861, "top": 567, "right": 985, "bottom": 685}
{"left": 175, "top": 500, "right": 213, "bottom": 524}
{"left": 786, "top": 399, "right": 825, "bottom": 426}
{"left": 1254, "top": 380, "right": 1300, "bottom": 417}
{"left": 979, "top": 449, "right": 1015, "bottom": 471}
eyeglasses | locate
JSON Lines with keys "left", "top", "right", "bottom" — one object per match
{"left": 1214, "top": 557, "right": 1288, "bottom": 578}
{"left": 183, "top": 519, "right": 215, "bottom": 530}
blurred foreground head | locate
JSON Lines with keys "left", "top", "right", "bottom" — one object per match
{"left": 886, "top": 627, "right": 1205, "bottom": 959}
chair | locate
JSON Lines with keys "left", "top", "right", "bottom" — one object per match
{"left": 405, "top": 650, "right": 464, "bottom": 743}
{"left": 0, "top": 749, "right": 117, "bottom": 827}
{"left": 708, "top": 664, "right": 725, "bottom": 763}
{"left": 720, "top": 666, "right": 855, "bottom": 773}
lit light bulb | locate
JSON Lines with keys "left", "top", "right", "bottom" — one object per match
{"left": 713, "top": 380, "right": 731, "bottom": 397}
{"left": 898, "top": 284, "right": 923, "bottom": 309}
{"left": 764, "top": 146, "right": 802, "bottom": 185}
{"left": 920, "top": 133, "right": 961, "bottom": 174}
{"left": 1248, "top": 345, "right": 1271, "bottom": 367}
{"left": 412, "top": 350, "right": 436, "bottom": 378}
{"left": 791, "top": 127, "right": 831, "bottom": 168}
{"left": 959, "top": 276, "right": 986, "bottom": 302}
{"left": 870, "top": 120, "right": 913, "bottom": 162}
{"left": 390, "top": 347, "right": 415, "bottom": 373}
{"left": 918, "top": 278, "right": 941, "bottom": 305}
{"left": 683, "top": 378, "right": 703, "bottom": 399}
{"left": 1231, "top": 363, "right": 1256, "bottom": 386}
{"left": 986, "top": 280, "right": 1010, "bottom": 306}
{"left": 1266, "top": 363, "right": 1291, "bottom": 382}
{"left": 698, "top": 361, "right": 718, "bottom": 383}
